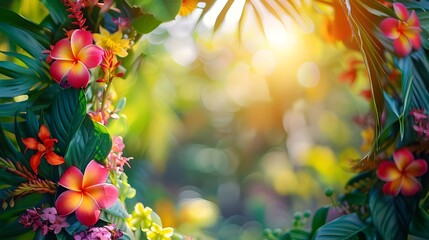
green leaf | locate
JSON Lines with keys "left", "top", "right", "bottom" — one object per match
{"left": 65, "top": 215, "right": 87, "bottom": 236}
{"left": 100, "top": 200, "right": 135, "bottom": 239}
{"left": 0, "top": 78, "right": 42, "bottom": 98}
{"left": 0, "top": 61, "right": 35, "bottom": 78}
{"left": 46, "top": 89, "right": 86, "bottom": 154}
{"left": 0, "top": 51, "right": 50, "bottom": 80}
{"left": 313, "top": 213, "right": 367, "bottom": 240}
{"left": 410, "top": 207, "right": 429, "bottom": 239}
{"left": 64, "top": 116, "right": 112, "bottom": 170}
{"left": 0, "top": 23, "right": 46, "bottom": 59}
{"left": 310, "top": 205, "right": 329, "bottom": 237}
{"left": 39, "top": 0, "right": 68, "bottom": 25}
{"left": 369, "top": 187, "right": 418, "bottom": 239}
{"left": 132, "top": 14, "right": 162, "bottom": 34}
{"left": 126, "top": 0, "right": 181, "bottom": 21}
{"left": 288, "top": 229, "right": 311, "bottom": 240}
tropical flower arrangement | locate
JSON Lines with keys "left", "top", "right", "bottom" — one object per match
{"left": 0, "top": 0, "right": 195, "bottom": 239}
{"left": 2, "top": 0, "right": 429, "bottom": 240}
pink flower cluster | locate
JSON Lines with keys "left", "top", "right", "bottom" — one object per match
{"left": 74, "top": 224, "right": 123, "bottom": 240}
{"left": 19, "top": 207, "right": 69, "bottom": 235}
{"left": 107, "top": 136, "right": 132, "bottom": 172}
{"left": 410, "top": 109, "right": 429, "bottom": 139}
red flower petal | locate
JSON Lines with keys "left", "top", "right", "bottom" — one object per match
{"left": 400, "top": 176, "right": 422, "bottom": 196}
{"left": 75, "top": 194, "right": 101, "bottom": 226}
{"left": 30, "top": 151, "right": 44, "bottom": 174}
{"left": 382, "top": 179, "right": 401, "bottom": 196}
{"left": 404, "top": 28, "right": 422, "bottom": 50}
{"left": 406, "top": 10, "right": 420, "bottom": 28}
{"left": 380, "top": 18, "right": 400, "bottom": 40}
{"left": 377, "top": 161, "right": 401, "bottom": 181}
{"left": 45, "top": 151, "right": 65, "bottom": 166}
{"left": 50, "top": 60, "right": 74, "bottom": 83}
{"left": 59, "top": 166, "right": 83, "bottom": 191}
{"left": 82, "top": 160, "right": 109, "bottom": 188}
{"left": 85, "top": 184, "right": 118, "bottom": 209}
{"left": 393, "top": 148, "right": 414, "bottom": 171}
{"left": 71, "top": 30, "right": 93, "bottom": 57}
{"left": 393, "top": 3, "right": 409, "bottom": 21}
{"left": 50, "top": 39, "right": 74, "bottom": 61}
{"left": 22, "top": 137, "right": 39, "bottom": 150}
{"left": 55, "top": 190, "right": 83, "bottom": 216}
{"left": 67, "top": 61, "right": 90, "bottom": 89}
{"left": 77, "top": 45, "right": 103, "bottom": 69}
{"left": 405, "top": 159, "right": 428, "bottom": 177}
{"left": 38, "top": 125, "right": 51, "bottom": 142}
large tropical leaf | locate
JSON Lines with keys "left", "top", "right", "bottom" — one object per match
{"left": 313, "top": 213, "right": 367, "bottom": 240}
{"left": 369, "top": 187, "right": 419, "bottom": 239}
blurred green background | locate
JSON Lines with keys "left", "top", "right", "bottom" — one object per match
{"left": 3, "top": 1, "right": 372, "bottom": 239}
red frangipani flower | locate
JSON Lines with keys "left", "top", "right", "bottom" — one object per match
{"left": 49, "top": 29, "right": 103, "bottom": 88}
{"left": 380, "top": 3, "right": 422, "bottom": 57}
{"left": 55, "top": 160, "right": 118, "bottom": 226}
{"left": 377, "top": 148, "right": 428, "bottom": 196}
{"left": 22, "top": 125, "right": 64, "bottom": 174}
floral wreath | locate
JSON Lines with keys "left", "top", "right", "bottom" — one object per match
{"left": 1, "top": 0, "right": 429, "bottom": 240}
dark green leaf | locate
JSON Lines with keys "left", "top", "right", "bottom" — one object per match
{"left": 310, "top": 205, "right": 329, "bottom": 237}
{"left": 64, "top": 116, "right": 112, "bottom": 170}
{"left": 132, "top": 14, "right": 162, "bottom": 34}
{"left": 126, "top": 0, "right": 181, "bottom": 21}
{"left": 46, "top": 89, "right": 86, "bottom": 154}
{"left": 313, "top": 213, "right": 367, "bottom": 240}
{"left": 369, "top": 187, "right": 418, "bottom": 239}
{"left": 0, "top": 23, "right": 45, "bottom": 58}
{"left": 410, "top": 207, "right": 429, "bottom": 239}
{"left": 39, "top": 0, "right": 68, "bottom": 25}
{"left": 0, "top": 78, "right": 42, "bottom": 98}
{"left": 288, "top": 229, "right": 310, "bottom": 240}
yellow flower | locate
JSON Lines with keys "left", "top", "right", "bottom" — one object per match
{"left": 93, "top": 27, "right": 130, "bottom": 58}
{"left": 128, "top": 202, "right": 153, "bottom": 231}
{"left": 145, "top": 223, "right": 174, "bottom": 240}
{"left": 178, "top": 0, "right": 198, "bottom": 17}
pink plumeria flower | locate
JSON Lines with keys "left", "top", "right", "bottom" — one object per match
{"left": 377, "top": 148, "right": 428, "bottom": 196}
{"left": 50, "top": 29, "right": 103, "bottom": 88}
{"left": 380, "top": 3, "right": 422, "bottom": 57}
{"left": 55, "top": 160, "right": 119, "bottom": 226}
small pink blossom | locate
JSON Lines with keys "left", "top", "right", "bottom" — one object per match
{"left": 40, "top": 207, "right": 57, "bottom": 223}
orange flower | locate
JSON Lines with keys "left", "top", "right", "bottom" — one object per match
{"left": 380, "top": 3, "right": 421, "bottom": 57}
{"left": 377, "top": 148, "right": 428, "bottom": 196}
{"left": 22, "top": 125, "right": 64, "bottom": 174}
{"left": 179, "top": 0, "right": 198, "bottom": 17}
{"left": 55, "top": 160, "right": 118, "bottom": 226}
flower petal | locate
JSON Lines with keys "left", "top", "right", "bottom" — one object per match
{"left": 393, "top": 148, "right": 414, "bottom": 171}
{"left": 85, "top": 183, "right": 118, "bottom": 209}
{"left": 407, "top": 10, "right": 420, "bottom": 28}
{"left": 77, "top": 45, "right": 103, "bottom": 68}
{"left": 38, "top": 125, "right": 51, "bottom": 142}
{"left": 82, "top": 160, "right": 109, "bottom": 188}
{"left": 404, "top": 28, "right": 422, "bottom": 50}
{"left": 405, "top": 159, "right": 428, "bottom": 177}
{"left": 55, "top": 190, "right": 83, "bottom": 216}
{"left": 45, "top": 151, "right": 65, "bottom": 166}
{"left": 67, "top": 61, "right": 90, "bottom": 89}
{"left": 71, "top": 30, "right": 93, "bottom": 57}
{"left": 377, "top": 161, "right": 401, "bottom": 181}
{"left": 380, "top": 18, "right": 400, "bottom": 40}
{"left": 50, "top": 39, "right": 74, "bottom": 60}
{"left": 75, "top": 194, "right": 101, "bottom": 226}
{"left": 50, "top": 60, "right": 74, "bottom": 83}
{"left": 382, "top": 179, "right": 401, "bottom": 196}
{"left": 59, "top": 166, "right": 83, "bottom": 191}
{"left": 393, "top": 3, "right": 409, "bottom": 21}
{"left": 30, "top": 151, "right": 44, "bottom": 174}
{"left": 22, "top": 137, "right": 39, "bottom": 150}
{"left": 400, "top": 176, "right": 422, "bottom": 196}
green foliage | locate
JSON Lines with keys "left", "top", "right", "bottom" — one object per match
{"left": 310, "top": 205, "right": 329, "bottom": 237}
{"left": 132, "top": 14, "right": 162, "bottom": 34}
{"left": 369, "top": 187, "right": 418, "bottom": 239}
{"left": 64, "top": 116, "right": 112, "bottom": 170}
{"left": 125, "top": 0, "right": 181, "bottom": 22}
{"left": 313, "top": 213, "right": 367, "bottom": 240}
